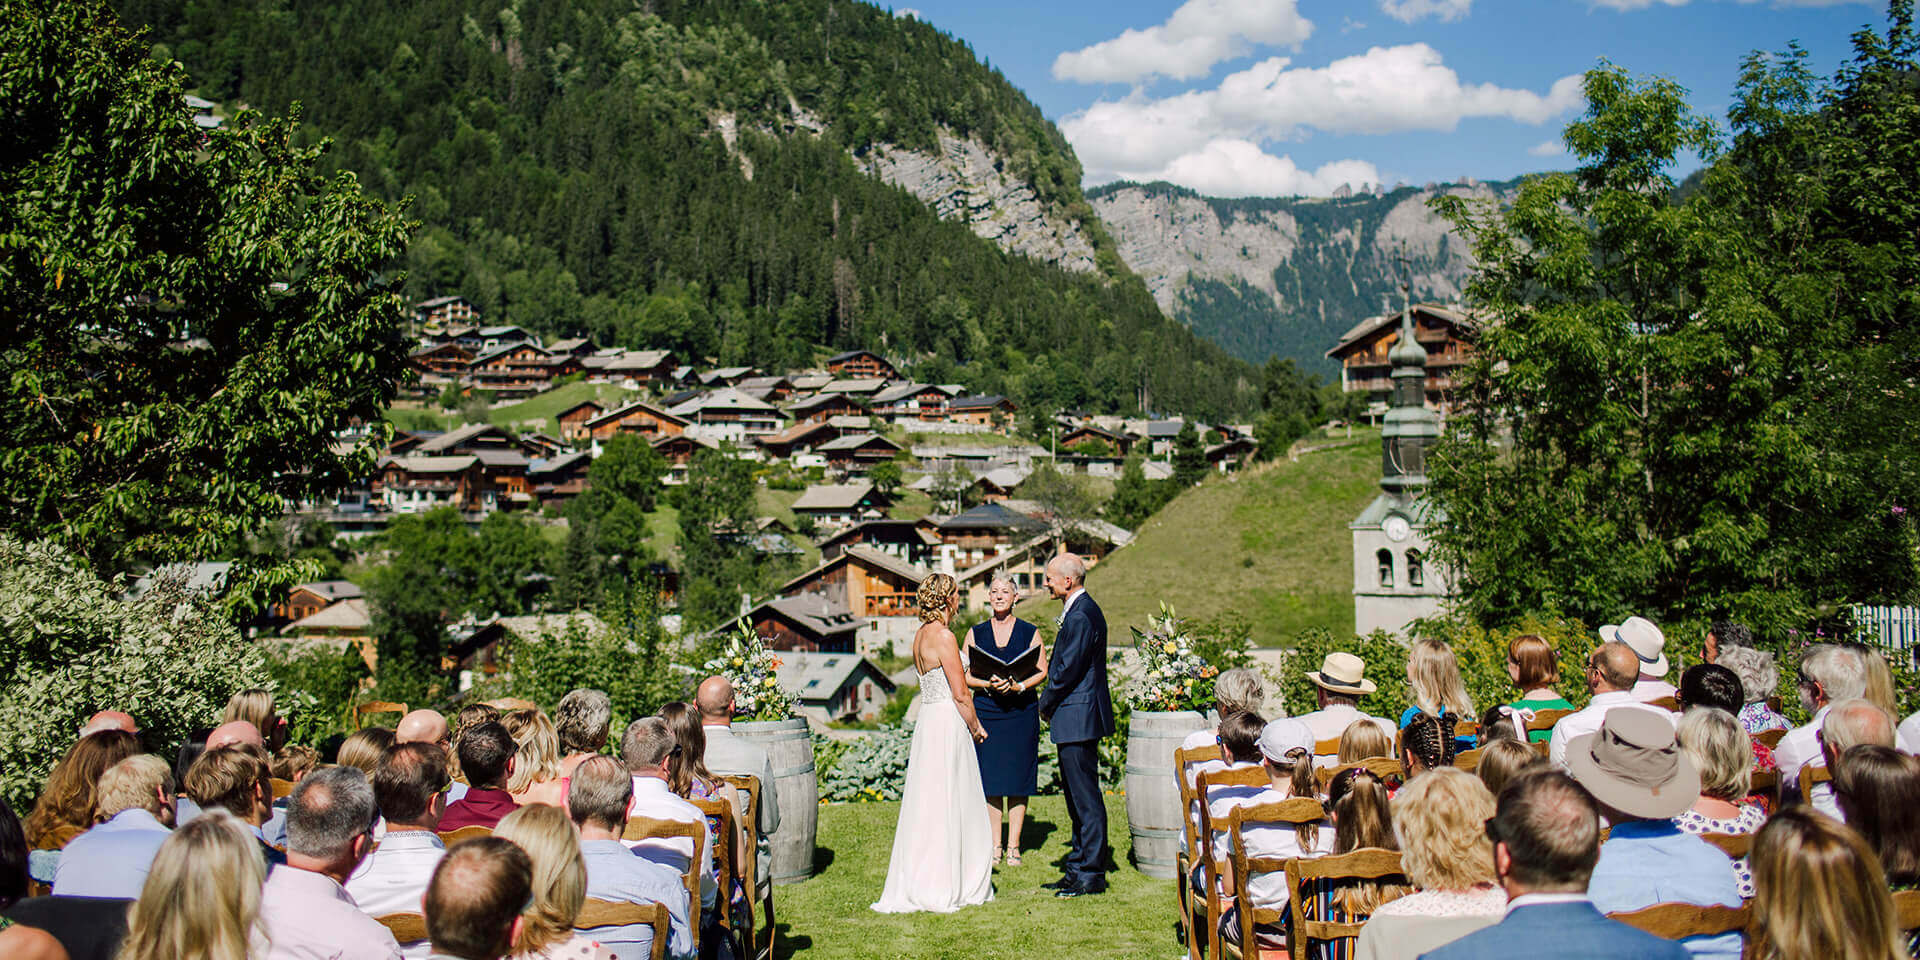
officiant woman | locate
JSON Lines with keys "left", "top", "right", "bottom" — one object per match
{"left": 964, "top": 574, "right": 1047, "bottom": 866}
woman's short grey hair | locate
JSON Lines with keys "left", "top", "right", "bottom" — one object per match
{"left": 286, "top": 766, "right": 376, "bottom": 860}
{"left": 1718, "top": 646, "right": 1778, "bottom": 705}
{"left": 1676, "top": 707, "right": 1752, "bottom": 801}
{"left": 554, "top": 689, "right": 613, "bottom": 755}
{"left": 1214, "top": 668, "right": 1266, "bottom": 719}
{"left": 988, "top": 574, "right": 1018, "bottom": 594}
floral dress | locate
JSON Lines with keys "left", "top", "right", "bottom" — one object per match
{"left": 1674, "top": 804, "right": 1766, "bottom": 897}
{"left": 1739, "top": 701, "right": 1790, "bottom": 734}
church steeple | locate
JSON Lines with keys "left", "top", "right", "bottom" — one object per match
{"left": 1379, "top": 298, "right": 1440, "bottom": 501}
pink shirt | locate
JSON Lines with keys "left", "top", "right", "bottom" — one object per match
{"left": 259, "top": 865, "right": 403, "bottom": 960}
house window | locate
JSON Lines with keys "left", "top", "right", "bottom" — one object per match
{"left": 1377, "top": 549, "right": 1394, "bottom": 588}
{"left": 1407, "top": 550, "right": 1425, "bottom": 589}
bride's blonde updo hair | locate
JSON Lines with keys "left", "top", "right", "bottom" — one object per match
{"left": 917, "top": 573, "right": 959, "bottom": 623}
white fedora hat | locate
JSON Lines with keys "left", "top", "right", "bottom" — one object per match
{"left": 1306, "top": 652, "right": 1377, "bottom": 696}
{"left": 1600, "top": 615, "right": 1668, "bottom": 676}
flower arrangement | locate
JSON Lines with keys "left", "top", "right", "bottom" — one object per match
{"left": 1126, "top": 603, "right": 1221, "bottom": 712}
{"left": 702, "top": 620, "right": 798, "bottom": 721}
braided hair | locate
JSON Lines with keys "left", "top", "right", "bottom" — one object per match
{"left": 1401, "top": 711, "right": 1458, "bottom": 775}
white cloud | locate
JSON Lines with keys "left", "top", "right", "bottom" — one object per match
{"left": 1051, "top": 0, "right": 1314, "bottom": 85}
{"left": 1061, "top": 43, "right": 1584, "bottom": 175}
{"left": 894, "top": 7, "right": 922, "bottom": 18}
{"left": 1528, "top": 138, "right": 1565, "bottom": 157}
{"left": 1380, "top": 0, "right": 1472, "bottom": 22}
{"left": 1124, "top": 139, "right": 1382, "bottom": 197}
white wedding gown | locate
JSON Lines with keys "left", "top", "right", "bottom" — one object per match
{"left": 871, "top": 666, "right": 995, "bottom": 913}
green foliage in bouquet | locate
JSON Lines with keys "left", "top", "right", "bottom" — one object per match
{"left": 702, "top": 621, "right": 798, "bottom": 722}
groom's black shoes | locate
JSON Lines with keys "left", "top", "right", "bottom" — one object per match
{"left": 1041, "top": 876, "right": 1073, "bottom": 890}
{"left": 1053, "top": 878, "right": 1106, "bottom": 898}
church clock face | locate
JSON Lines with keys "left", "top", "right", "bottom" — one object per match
{"left": 1383, "top": 514, "right": 1412, "bottom": 543}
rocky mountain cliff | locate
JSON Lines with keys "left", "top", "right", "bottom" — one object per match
{"left": 1090, "top": 179, "right": 1521, "bottom": 372}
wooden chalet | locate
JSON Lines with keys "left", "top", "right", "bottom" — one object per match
{"left": 1205, "top": 436, "right": 1258, "bottom": 472}
{"left": 816, "top": 519, "right": 941, "bottom": 566}
{"left": 669, "top": 388, "right": 784, "bottom": 440}
{"left": 786, "top": 392, "right": 868, "bottom": 424}
{"left": 1326, "top": 303, "right": 1477, "bottom": 413}
{"left": 467, "top": 342, "right": 574, "bottom": 397}
{"left": 792, "top": 481, "right": 886, "bottom": 528}
{"left": 935, "top": 502, "right": 1046, "bottom": 568}
{"left": 650, "top": 433, "right": 718, "bottom": 484}
{"left": 471, "top": 448, "right": 533, "bottom": 509}
{"left": 1060, "top": 423, "right": 1134, "bottom": 456}
{"left": 414, "top": 423, "right": 518, "bottom": 456}
{"left": 376, "top": 455, "right": 484, "bottom": 512}
{"left": 517, "top": 433, "right": 569, "bottom": 459}
{"left": 736, "top": 375, "right": 796, "bottom": 403}
{"left": 273, "top": 580, "right": 364, "bottom": 625}
{"left": 776, "top": 651, "right": 897, "bottom": 723}
{"left": 281, "top": 598, "right": 377, "bottom": 671}
{"left": 870, "top": 382, "right": 951, "bottom": 423}
{"left": 755, "top": 419, "right": 844, "bottom": 459}
{"left": 826, "top": 349, "right": 899, "bottom": 381}
{"left": 584, "top": 349, "right": 676, "bottom": 385}
{"left": 547, "top": 337, "right": 599, "bottom": 357}
{"left": 779, "top": 545, "right": 928, "bottom": 619}
{"left": 698, "top": 366, "right": 758, "bottom": 387}
{"left": 528, "top": 451, "right": 593, "bottom": 504}
{"left": 409, "top": 342, "right": 473, "bottom": 377}
{"left": 743, "top": 594, "right": 862, "bottom": 653}
{"left": 816, "top": 432, "right": 904, "bottom": 474}
{"left": 947, "top": 395, "right": 1017, "bottom": 426}
{"left": 556, "top": 400, "right": 608, "bottom": 443}
{"left": 583, "top": 401, "right": 688, "bottom": 444}
{"left": 414, "top": 295, "right": 479, "bottom": 328}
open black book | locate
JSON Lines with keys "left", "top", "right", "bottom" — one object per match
{"left": 969, "top": 643, "right": 1042, "bottom": 685}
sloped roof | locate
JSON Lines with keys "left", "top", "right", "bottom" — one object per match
{"left": 528, "top": 451, "right": 592, "bottom": 475}
{"left": 790, "top": 374, "right": 834, "bottom": 391}
{"left": 827, "top": 349, "right": 887, "bottom": 363}
{"left": 414, "top": 294, "right": 470, "bottom": 310}
{"left": 548, "top": 337, "right": 595, "bottom": 353}
{"left": 1326, "top": 303, "right": 1478, "bottom": 358}
{"left": 737, "top": 376, "right": 792, "bottom": 391}
{"left": 978, "top": 465, "right": 1030, "bottom": 490}
{"left": 757, "top": 594, "right": 861, "bottom": 639}
{"left": 416, "top": 423, "right": 504, "bottom": 453}
{"left": 842, "top": 544, "right": 928, "bottom": 582}
{"left": 583, "top": 400, "right": 689, "bottom": 430}
{"left": 949, "top": 394, "right": 1012, "bottom": 410}
{"left": 938, "top": 502, "right": 1045, "bottom": 533}
{"left": 776, "top": 650, "right": 896, "bottom": 703}
{"left": 756, "top": 419, "right": 839, "bottom": 450}
{"left": 288, "top": 597, "right": 372, "bottom": 632}
{"left": 670, "top": 387, "right": 779, "bottom": 416}
{"left": 786, "top": 392, "right": 863, "bottom": 414}
{"left": 294, "top": 580, "right": 363, "bottom": 601}
{"left": 821, "top": 378, "right": 888, "bottom": 394}
{"left": 871, "top": 382, "right": 941, "bottom": 405}
{"left": 603, "top": 350, "right": 674, "bottom": 370}
{"left": 384, "top": 455, "right": 480, "bottom": 474}
{"left": 816, "top": 432, "right": 903, "bottom": 453}
{"left": 793, "top": 482, "right": 876, "bottom": 511}
{"left": 815, "top": 519, "right": 941, "bottom": 551}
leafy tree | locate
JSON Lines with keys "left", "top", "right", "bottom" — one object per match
{"left": 1172, "top": 423, "right": 1209, "bottom": 487}
{"left": 675, "top": 450, "right": 759, "bottom": 629}
{"left": 475, "top": 578, "right": 697, "bottom": 730}
{"left": 868, "top": 461, "right": 904, "bottom": 498}
{"left": 1106, "top": 457, "right": 1177, "bottom": 530}
{"left": 1066, "top": 437, "right": 1116, "bottom": 458}
{"left": 590, "top": 435, "right": 667, "bottom": 513}
{"left": 1017, "top": 463, "right": 1102, "bottom": 549}
{"left": 927, "top": 464, "right": 974, "bottom": 514}
{"left": 1, "top": 0, "right": 412, "bottom": 606}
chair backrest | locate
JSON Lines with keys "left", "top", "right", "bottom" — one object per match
{"left": 1893, "top": 889, "right": 1920, "bottom": 932}
{"left": 437, "top": 825, "right": 493, "bottom": 847}
{"left": 1452, "top": 720, "right": 1480, "bottom": 741}
{"left": 690, "top": 796, "right": 738, "bottom": 932}
{"left": 1314, "top": 757, "right": 1404, "bottom": 792}
{"left": 355, "top": 700, "right": 408, "bottom": 729}
{"left": 1799, "top": 762, "right": 1833, "bottom": 800}
{"left": 1224, "top": 798, "right": 1330, "bottom": 955}
{"left": 1530, "top": 739, "right": 1551, "bottom": 757}
{"left": 717, "top": 773, "right": 762, "bottom": 839}
{"left": 1607, "top": 902, "right": 1748, "bottom": 940}
{"left": 1748, "top": 769, "right": 1779, "bottom": 799}
{"left": 1648, "top": 696, "right": 1680, "bottom": 712}
{"left": 622, "top": 815, "right": 705, "bottom": 954}
{"left": 1282, "top": 847, "right": 1408, "bottom": 960}
{"left": 486, "top": 697, "right": 540, "bottom": 712}
{"left": 1755, "top": 728, "right": 1787, "bottom": 750}
{"left": 1175, "top": 744, "right": 1224, "bottom": 863}
{"left": 1452, "top": 748, "right": 1482, "bottom": 772}
{"left": 1312, "top": 737, "right": 1342, "bottom": 759}
{"left": 577, "top": 898, "right": 671, "bottom": 960}
{"left": 374, "top": 912, "right": 429, "bottom": 945}
{"left": 269, "top": 777, "right": 296, "bottom": 800}
{"left": 1698, "top": 832, "right": 1754, "bottom": 859}
{"left": 1524, "top": 708, "right": 1575, "bottom": 733}
{"left": 1195, "top": 766, "right": 1274, "bottom": 872}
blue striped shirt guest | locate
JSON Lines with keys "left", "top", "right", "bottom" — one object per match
{"left": 571, "top": 756, "right": 694, "bottom": 960}
{"left": 52, "top": 755, "right": 175, "bottom": 899}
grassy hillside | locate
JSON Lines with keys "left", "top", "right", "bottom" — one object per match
{"left": 388, "top": 382, "right": 635, "bottom": 435}
{"left": 1020, "top": 429, "right": 1382, "bottom": 644}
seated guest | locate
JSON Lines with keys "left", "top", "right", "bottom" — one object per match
{"left": 1211, "top": 718, "right": 1327, "bottom": 952}
{"left": 423, "top": 838, "right": 533, "bottom": 960}
{"left": 116, "top": 810, "right": 264, "bottom": 960}
{"left": 1568, "top": 710, "right": 1741, "bottom": 960}
{"left": 395, "top": 710, "right": 452, "bottom": 751}
{"left": 1674, "top": 664, "right": 1777, "bottom": 796}
{"left": 1548, "top": 642, "right": 1673, "bottom": 768}
{"left": 1419, "top": 769, "right": 1689, "bottom": 960}
{"left": 572, "top": 756, "right": 694, "bottom": 960}
{"left": 449, "top": 704, "right": 504, "bottom": 804}
{"left": 1774, "top": 643, "right": 1867, "bottom": 796}
{"left": 1178, "top": 668, "right": 1267, "bottom": 789}
{"left": 500, "top": 710, "right": 568, "bottom": 809}
{"left": 1504, "top": 635, "right": 1573, "bottom": 745}
{"left": 1601, "top": 616, "right": 1676, "bottom": 703}
{"left": 0, "top": 798, "right": 26, "bottom": 911}
{"left": 1715, "top": 644, "right": 1788, "bottom": 734}
{"left": 440, "top": 722, "right": 520, "bottom": 832}
{"left": 337, "top": 727, "right": 397, "bottom": 776}
{"left": 1319, "top": 768, "right": 1408, "bottom": 922}
{"left": 1298, "top": 653, "right": 1394, "bottom": 768}
{"left": 172, "top": 727, "right": 213, "bottom": 823}
{"left": 224, "top": 689, "right": 287, "bottom": 752}
{"left": 259, "top": 766, "right": 401, "bottom": 960}
{"left": 1339, "top": 717, "right": 1394, "bottom": 764}
{"left": 1671, "top": 708, "right": 1764, "bottom": 897}
{"left": 492, "top": 804, "right": 615, "bottom": 959}
{"left": 1399, "top": 638, "right": 1476, "bottom": 752}
{"left": 77, "top": 710, "right": 138, "bottom": 739}
{"left": 1700, "top": 620, "right": 1751, "bottom": 665}
{"left": 1187, "top": 713, "right": 1267, "bottom": 893}
{"left": 1474, "top": 739, "right": 1542, "bottom": 800}
{"left": 347, "top": 742, "right": 450, "bottom": 944}
{"left": 1354, "top": 768, "right": 1505, "bottom": 960}
{"left": 1745, "top": 806, "right": 1906, "bottom": 960}
{"left": 53, "top": 755, "right": 174, "bottom": 898}
{"left": 182, "top": 744, "right": 284, "bottom": 866}
{"left": 695, "top": 678, "right": 781, "bottom": 848}
{"left": 1832, "top": 744, "right": 1920, "bottom": 904}
{"left": 273, "top": 743, "right": 320, "bottom": 784}
{"left": 26, "top": 730, "right": 139, "bottom": 853}
{"left": 660, "top": 703, "right": 749, "bottom": 910}
{"left": 1811, "top": 697, "right": 1895, "bottom": 820}
{"left": 620, "top": 718, "right": 716, "bottom": 916}
{"left": 554, "top": 690, "right": 614, "bottom": 779}
{"left": 1398, "top": 712, "right": 1456, "bottom": 781}
{"left": 205, "top": 720, "right": 265, "bottom": 752}
{"left": 1476, "top": 705, "right": 1523, "bottom": 747}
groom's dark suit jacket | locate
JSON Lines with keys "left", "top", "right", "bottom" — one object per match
{"left": 1039, "top": 591, "right": 1115, "bottom": 744}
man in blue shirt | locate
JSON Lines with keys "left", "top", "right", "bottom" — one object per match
{"left": 570, "top": 755, "right": 694, "bottom": 960}
{"left": 1569, "top": 709, "right": 1742, "bottom": 960}
{"left": 52, "top": 754, "right": 175, "bottom": 898}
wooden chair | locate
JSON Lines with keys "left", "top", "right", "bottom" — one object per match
{"left": 1607, "top": 902, "right": 1747, "bottom": 940}
{"left": 1173, "top": 744, "right": 1225, "bottom": 960}
{"left": 437, "top": 825, "right": 493, "bottom": 847}
{"left": 1313, "top": 757, "right": 1403, "bottom": 792}
{"left": 690, "top": 796, "right": 741, "bottom": 942}
{"left": 577, "top": 897, "right": 671, "bottom": 960}
{"left": 717, "top": 773, "right": 774, "bottom": 960}
{"left": 1755, "top": 729, "right": 1787, "bottom": 750}
{"left": 354, "top": 700, "right": 407, "bottom": 729}
{"left": 1893, "top": 889, "right": 1920, "bottom": 932}
{"left": 623, "top": 816, "right": 706, "bottom": 955}
{"left": 1648, "top": 696, "right": 1680, "bottom": 712}
{"left": 1530, "top": 739, "right": 1551, "bottom": 757}
{"left": 1524, "top": 708, "right": 1575, "bottom": 737}
{"left": 1698, "top": 832, "right": 1754, "bottom": 859}
{"left": 1195, "top": 765, "right": 1278, "bottom": 960}
{"left": 269, "top": 777, "right": 296, "bottom": 800}
{"left": 374, "top": 912, "right": 429, "bottom": 945}
{"left": 1282, "top": 848, "right": 1409, "bottom": 960}
{"left": 1216, "top": 797, "right": 1328, "bottom": 960}
{"left": 1452, "top": 719, "right": 1480, "bottom": 742}
{"left": 1798, "top": 763, "right": 1833, "bottom": 801}
{"left": 1312, "top": 737, "right": 1342, "bottom": 761}
{"left": 1452, "top": 748, "right": 1482, "bottom": 772}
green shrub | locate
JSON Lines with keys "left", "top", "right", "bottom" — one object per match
{"left": 263, "top": 642, "right": 370, "bottom": 746}
{"left": 820, "top": 727, "right": 913, "bottom": 802}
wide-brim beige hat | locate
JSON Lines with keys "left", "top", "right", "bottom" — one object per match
{"left": 1306, "top": 652, "right": 1377, "bottom": 695}
{"left": 1566, "top": 708, "right": 1699, "bottom": 820}
{"left": 1600, "top": 615, "right": 1669, "bottom": 676}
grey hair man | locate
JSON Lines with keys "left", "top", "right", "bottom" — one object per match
{"left": 572, "top": 755, "right": 693, "bottom": 960}
{"left": 695, "top": 676, "right": 782, "bottom": 843}
{"left": 1776, "top": 644, "right": 1870, "bottom": 794}
{"left": 1038, "top": 551, "right": 1115, "bottom": 897}
{"left": 258, "top": 766, "right": 402, "bottom": 960}
{"left": 622, "top": 717, "right": 716, "bottom": 914}
{"left": 1813, "top": 698, "right": 1896, "bottom": 820}
{"left": 51, "top": 754, "right": 175, "bottom": 898}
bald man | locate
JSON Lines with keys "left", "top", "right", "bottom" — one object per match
{"left": 206, "top": 720, "right": 265, "bottom": 751}
{"left": 697, "top": 676, "right": 781, "bottom": 849}
{"left": 190, "top": 720, "right": 288, "bottom": 846}
{"left": 78, "top": 710, "right": 139, "bottom": 738}
{"left": 397, "top": 708, "right": 465, "bottom": 802}
{"left": 1812, "top": 698, "right": 1896, "bottom": 820}
{"left": 1548, "top": 642, "right": 1676, "bottom": 769}
{"left": 1039, "top": 552, "right": 1114, "bottom": 897}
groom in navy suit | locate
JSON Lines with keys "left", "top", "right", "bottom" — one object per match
{"left": 1038, "top": 553, "right": 1114, "bottom": 898}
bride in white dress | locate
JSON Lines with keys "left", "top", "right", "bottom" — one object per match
{"left": 872, "top": 572, "right": 996, "bottom": 913}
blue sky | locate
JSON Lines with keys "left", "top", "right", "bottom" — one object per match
{"left": 887, "top": 0, "right": 1887, "bottom": 197}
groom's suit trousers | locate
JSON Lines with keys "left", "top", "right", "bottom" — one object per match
{"left": 1056, "top": 739, "right": 1108, "bottom": 885}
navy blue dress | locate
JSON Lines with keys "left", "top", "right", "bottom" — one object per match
{"left": 970, "top": 618, "right": 1042, "bottom": 797}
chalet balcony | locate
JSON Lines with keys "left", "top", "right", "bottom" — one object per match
{"left": 864, "top": 592, "right": 917, "bottom": 617}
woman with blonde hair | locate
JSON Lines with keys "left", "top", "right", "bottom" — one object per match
{"left": 491, "top": 804, "right": 615, "bottom": 960}
{"left": 1353, "top": 768, "right": 1505, "bottom": 960}
{"left": 1746, "top": 806, "right": 1906, "bottom": 960}
{"left": 1672, "top": 707, "right": 1765, "bottom": 897}
{"left": 223, "top": 689, "right": 286, "bottom": 751}
{"left": 1400, "top": 639, "right": 1474, "bottom": 751}
{"left": 1472, "top": 739, "right": 1541, "bottom": 800}
{"left": 334, "top": 726, "right": 395, "bottom": 775}
{"left": 115, "top": 809, "right": 265, "bottom": 960}
{"left": 872, "top": 572, "right": 994, "bottom": 913}
{"left": 1504, "top": 635, "right": 1573, "bottom": 743}
{"left": 1338, "top": 718, "right": 1394, "bottom": 764}
{"left": 500, "top": 709, "right": 568, "bottom": 808}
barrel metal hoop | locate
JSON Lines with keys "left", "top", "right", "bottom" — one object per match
{"left": 770, "top": 763, "right": 816, "bottom": 778}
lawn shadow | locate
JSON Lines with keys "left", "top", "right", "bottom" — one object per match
{"left": 812, "top": 845, "right": 836, "bottom": 874}
{"left": 770, "top": 922, "right": 811, "bottom": 960}
{"left": 1018, "top": 815, "right": 1059, "bottom": 852}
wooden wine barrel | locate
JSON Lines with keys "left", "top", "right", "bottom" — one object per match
{"left": 731, "top": 717, "right": 818, "bottom": 885}
{"left": 1124, "top": 709, "right": 1210, "bottom": 878}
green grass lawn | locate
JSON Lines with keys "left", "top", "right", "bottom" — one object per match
{"left": 773, "top": 793, "right": 1176, "bottom": 960}
{"left": 1016, "top": 429, "right": 1382, "bottom": 643}
{"left": 387, "top": 382, "right": 636, "bottom": 436}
